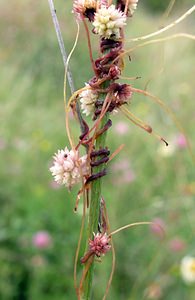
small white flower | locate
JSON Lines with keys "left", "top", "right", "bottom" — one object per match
{"left": 50, "top": 147, "right": 89, "bottom": 189}
{"left": 180, "top": 256, "right": 195, "bottom": 284}
{"left": 93, "top": 5, "right": 126, "bottom": 39}
{"left": 80, "top": 85, "right": 98, "bottom": 116}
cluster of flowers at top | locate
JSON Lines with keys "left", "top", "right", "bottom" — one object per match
{"left": 93, "top": 4, "right": 126, "bottom": 39}
{"left": 73, "top": 0, "right": 139, "bottom": 39}
{"left": 50, "top": 147, "right": 89, "bottom": 189}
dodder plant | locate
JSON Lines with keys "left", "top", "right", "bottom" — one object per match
{"left": 48, "top": 1, "right": 195, "bottom": 299}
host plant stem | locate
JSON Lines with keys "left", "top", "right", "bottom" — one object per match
{"left": 82, "top": 92, "right": 109, "bottom": 300}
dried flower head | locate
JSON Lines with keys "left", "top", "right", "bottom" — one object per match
{"left": 50, "top": 147, "right": 89, "bottom": 189}
{"left": 73, "top": 0, "right": 97, "bottom": 21}
{"left": 80, "top": 85, "right": 98, "bottom": 116}
{"left": 89, "top": 232, "right": 111, "bottom": 257}
{"left": 93, "top": 5, "right": 126, "bottom": 39}
{"left": 180, "top": 256, "right": 195, "bottom": 284}
{"left": 117, "top": 0, "right": 139, "bottom": 16}
{"left": 94, "top": 49, "right": 122, "bottom": 78}
{"left": 110, "top": 83, "right": 133, "bottom": 108}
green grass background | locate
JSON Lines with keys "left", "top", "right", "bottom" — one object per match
{"left": 0, "top": 0, "right": 195, "bottom": 299}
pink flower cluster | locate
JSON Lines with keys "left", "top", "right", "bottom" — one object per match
{"left": 32, "top": 231, "right": 52, "bottom": 249}
{"left": 89, "top": 232, "right": 111, "bottom": 257}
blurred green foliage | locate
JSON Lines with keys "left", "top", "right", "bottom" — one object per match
{"left": 144, "top": 0, "right": 171, "bottom": 13}
{"left": 144, "top": 0, "right": 193, "bottom": 13}
{"left": 0, "top": 0, "right": 195, "bottom": 299}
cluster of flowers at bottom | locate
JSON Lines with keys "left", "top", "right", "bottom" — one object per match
{"left": 89, "top": 232, "right": 111, "bottom": 257}
{"left": 50, "top": 147, "right": 89, "bottom": 189}
{"left": 81, "top": 232, "right": 111, "bottom": 263}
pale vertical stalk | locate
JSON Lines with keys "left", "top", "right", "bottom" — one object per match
{"left": 48, "top": 0, "right": 75, "bottom": 93}
{"left": 48, "top": 0, "right": 85, "bottom": 134}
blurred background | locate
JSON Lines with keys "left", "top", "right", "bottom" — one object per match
{"left": 1, "top": 0, "right": 195, "bottom": 299}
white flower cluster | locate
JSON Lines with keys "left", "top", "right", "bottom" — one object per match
{"left": 50, "top": 147, "right": 89, "bottom": 189}
{"left": 93, "top": 5, "right": 126, "bottom": 39}
{"left": 129, "top": 0, "right": 139, "bottom": 16}
{"left": 181, "top": 256, "right": 195, "bottom": 284}
{"left": 79, "top": 85, "right": 98, "bottom": 116}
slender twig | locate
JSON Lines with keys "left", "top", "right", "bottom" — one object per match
{"left": 48, "top": 0, "right": 86, "bottom": 135}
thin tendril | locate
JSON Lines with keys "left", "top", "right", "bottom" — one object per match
{"left": 143, "top": 51, "right": 165, "bottom": 91}
{"left": 79, "top": 256, "right": 94, "bottom": 295}
{"left": 120, "top": 75, "right": 141, "bottom": 81}
{"left": 142, "top": 0, "right": 175, "bottom": 90}
{"left": 115, "top": 33, "right": 195, "bottom": 63}
{"left": 64, "top": 21, "right": 80, "bottom": 148}
{"left": 102, "top": 200, "right": 116, "bottom": 300}
{"left": 74, "top": 188, "right": 87, "bottom": 300}
{"left": 64, "top": 21, "right": 80, "bottom": 108}
{"left": 161, "top": 0, "right": 176, "bottom": 21}
{"left": 124, "top": 0, "right": 130, "bottom": 15}
{"left": 131, "top": 87, "right": 195, "bottom": 164}
{"left": 82, "top": 17, "right": 97, "bottom": 75}
{"left": 109, "top": 144, "right": 125, "bottom": 162}
{"left": 76, "top": 98, "right": 112, "bottom": 151}
{"left": 127, "top": 5, "right": 195, "bottom": 42}
{"left": 67, "top": 86, "right": 91, "bottom": 112}
{"left": 120, "top": 106, "right": 168, "bottom": 145}
{"left": 110, "top": 222, "right": 164, "bottom": 236}
{"left": 87, "top": 94, "right": 112, "bottom": 160}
